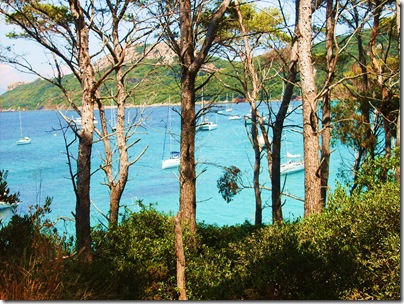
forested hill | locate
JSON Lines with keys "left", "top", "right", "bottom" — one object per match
{"left": 0, "top": 53, "right": 264, "bottom": 111}
{"left": 0, "top": 29, "right": 397, "bottom": 111}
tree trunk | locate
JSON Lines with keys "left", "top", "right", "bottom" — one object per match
{"left": 320, "top": 0, "right": 335, "bottom": 206}
{"left": 270, "top": 23, "right": 299, "bottom": 223}
{"left": 251, "top": 107, "right": 262, "bottom": 226}
{"left": 174, "top": 212, "right": 188, "bottom": 300}
{"left": 70, "top": 0, "right": 95, "bottom": 262}
{"left": 177, "top": 0, "right": 231, "bottom": 233}
{"left": 297, "top": 0, "right": 322, "bottom": 216}
{"left": 179, "top": 72, "right": 197, "bottom": 233}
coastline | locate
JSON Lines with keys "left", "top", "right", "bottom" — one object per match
{"left": 0, "top": 100, "right": 238, "bottom": 112}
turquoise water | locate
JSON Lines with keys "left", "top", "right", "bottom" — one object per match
{"left": 0, "top": 101, "right": 351, "bottom": 234}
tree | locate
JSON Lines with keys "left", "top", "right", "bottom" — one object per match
{"left": 0, "top": 0, "right": 154, "bottom": 259}
{"left": 333, "top": 0, "right": 399, "bottom": 191}
{"left": 215, "top": 1, "right": 288, "bottom": 225}
{"left": 159, "top": 0, "right": 231, "bottom": 233}
{"left": 87, "top": 0, "right": 158, "bottom": 227}
{"left": 297, "top": 0, "right": 323, "bottom": 215}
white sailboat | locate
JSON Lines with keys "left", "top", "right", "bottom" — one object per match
{"left": 16, "top": 111, "right": 31, "bottom": 145}
{"left": 162, "top": 97, "right": 180, "bottom": 170}
{"left": 280, "top": 152, "right": 304, "bottom": 175}
{"left": 197, "top": 90, "right": 217, "bottom": 131}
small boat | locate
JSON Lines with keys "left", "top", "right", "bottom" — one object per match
{"left": 229, "top": 115, "right": 242, "bottom": 120}
{"left": 198, "top": 119, "right": 218, "bottom": 131}
{"left": 162, "top": 97, "right": 180, "bottom": 170}
{"left": 16, "top": 111, "right": 31, "bottom": 145}
{"left": 197, "top": 89, "right": 218, "bottom": 131}
{"left": 280, "top": 152, "right": 304, "bottom": 175}
{"left": 162, "top": 151, "right": 180, "bottom": 170}
{"left": 68, "top": 117, "right": 99, "bottom": 127}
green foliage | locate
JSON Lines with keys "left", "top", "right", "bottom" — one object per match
{"left": 0, "top": 163, "right": 399, "bottom": 299}
{"left": 217, "top": 165, "right": 242, "bottom": 203}
{"left": 0, "top": 198, "right": 76, "bottom": 300}
{"left": 0, "top": 170, "right": 20, "bottom": 206}
{"left": 90, "top": 205, "right": 178, "bottom": 300}
{"left": 353, "top": 147, "right": 400, "bottom": 192}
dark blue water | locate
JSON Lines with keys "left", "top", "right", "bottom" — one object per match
{"left": 0, "top": 101, "right": 351, "bottom": 234}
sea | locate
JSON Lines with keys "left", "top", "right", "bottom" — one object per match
{"left": 0, "top": 101, "right": 353, "bottom": 235}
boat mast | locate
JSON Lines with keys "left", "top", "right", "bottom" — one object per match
{"left": 19, "top": 111, "right": 23, "bottom": 138}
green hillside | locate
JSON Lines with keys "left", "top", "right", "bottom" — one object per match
{"left": 0, "top": 57, "right": 263, "bottom": 110}
{"left": 1, "top": 28, "right": 397, "bottom": 111}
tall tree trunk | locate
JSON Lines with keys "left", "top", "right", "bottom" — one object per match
{"left": 251, "top": 107, "right": 262, "bottom": 225}
{"left": 108, "top": 63, "right": 130, "bottom": 226}
{"left": 320, "top": 0, "right": 335, "bottom": 206}
{"left": 270, "top": 13, "right": 299, "bottom": 223}
{"left": 70, "top": 0, "right": 95, "bottom": 262}
{"left": 298, "top": 0, "right": 322, "bottom": 216}
{"left": 179, "top": 72, "right": 198, "bottom": 233}
{"left": 234, "top": 0, "right": 263, "bottom": 225}
{"left": 174, "top": 212, "right": 188, "bottom": 300}
{"left": 177, "top": 0, "right": 231, "bottom": 233}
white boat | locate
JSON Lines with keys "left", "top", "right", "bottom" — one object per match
{"left": 198, "top": 119, "right": 218, "bottom": 131}
{"left": 197, "top": 90, "right": 217, "bottom": 131}
{"left": 162, "top": 151, "right": 180, "bottom": 170}
{"left": 162, "top": 97, "right": 180, "bottom": 170}
{"left": 16, "top": 111, "right": 31, "bottom": 145}
{"left": 68, "top": 116, "right": 99, "bottom": 127}
{"left": 280, "top": 152, "right": 304, "bottom": 175}
{"left": 229, "top": 115, "right": 242, "bottom": 120}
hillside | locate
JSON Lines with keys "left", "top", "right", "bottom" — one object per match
{"left": 0, "top": 49, "right": 258, "bottom": 110}
{"left": 1, "top": 28, "right": 397, "bottom": 111}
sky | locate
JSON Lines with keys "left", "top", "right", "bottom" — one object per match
{"left": 0, "top": 18, "right": 51, "bottom": 94}
{"left": 0, "top": 0, "right": 295, "bottom": 95}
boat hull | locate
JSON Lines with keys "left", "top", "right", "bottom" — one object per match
{"left": 280, "top": 161, "right": 304, "bottom": 175}
{"left": 162, "top": 158, "right": 180, "bottom": 170}
{"left": 199, "top": 122, "right": 217, "bottom": 131}
{"left": 16, "top": 137, "right": 31, "bottom": 145}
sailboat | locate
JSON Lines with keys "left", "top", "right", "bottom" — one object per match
{"left": 16, "top": 111, "right": 31, "bottom": 145}
{"left": 280, "top": 152, "right": 304, "bottom": 175}
{"left": 197, "top": 90, "right": 217, "bottom": 131}
{"left": 162, "top": 97, "right": 180, "bottom": 170}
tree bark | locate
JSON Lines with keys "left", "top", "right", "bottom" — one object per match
{"left": 270, "top": 6, "right": 299, "bottom": 223}
{"left": 297, "top": 0, "right": 322, "bottom": 216}
{"left": 234, "top": 0, "right": 263, "bottom": 225}
{"left": 70, "top": 0, "right": 95, "bottom": 262}
{"left": 320, "top": 0, "right": 335, "bottom": 206}
{"left": 174, "top": 213, "right": 188, "bottom": 300}
{"left": 177, "top": 0, "right": 231, "bottom": 233}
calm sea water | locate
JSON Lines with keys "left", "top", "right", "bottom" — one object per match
{"left": 0, "top": 101, "right": 351, "bottom": 234}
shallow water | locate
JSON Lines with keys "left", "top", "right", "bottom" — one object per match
{"left": 0, "top": 101, "right": 351, "bottom": 234}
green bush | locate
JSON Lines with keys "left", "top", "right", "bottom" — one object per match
{"left": 90, "top": 205, "right": 178, "bottom": 300}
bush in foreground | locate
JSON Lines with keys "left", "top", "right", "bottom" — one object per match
{"left": 0, "top": 168, "right": 399, "bottom": 299}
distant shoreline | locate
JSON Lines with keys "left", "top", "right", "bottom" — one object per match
{"left": 0, "top": 100, "right": 237, "bottom": 112}
{"left": 0, "top": 98, "right": 302, "bottom": 112}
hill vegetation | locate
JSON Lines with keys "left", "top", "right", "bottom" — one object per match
{"left": 0, "top": 55, "right": 260, "bottom": 110}
{"left": 1, "top": 27, "right": 396, "bottom": 111}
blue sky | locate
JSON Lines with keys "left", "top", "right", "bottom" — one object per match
{"left": 0, "top": 17, "right": 51, "bottom": 94}
{"left": 0, "top": 0, "right": 294, "bottom": 95}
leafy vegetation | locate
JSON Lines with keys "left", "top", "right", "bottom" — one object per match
{"left": 0, "top": 151, "right": 399, "bottom": 300}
